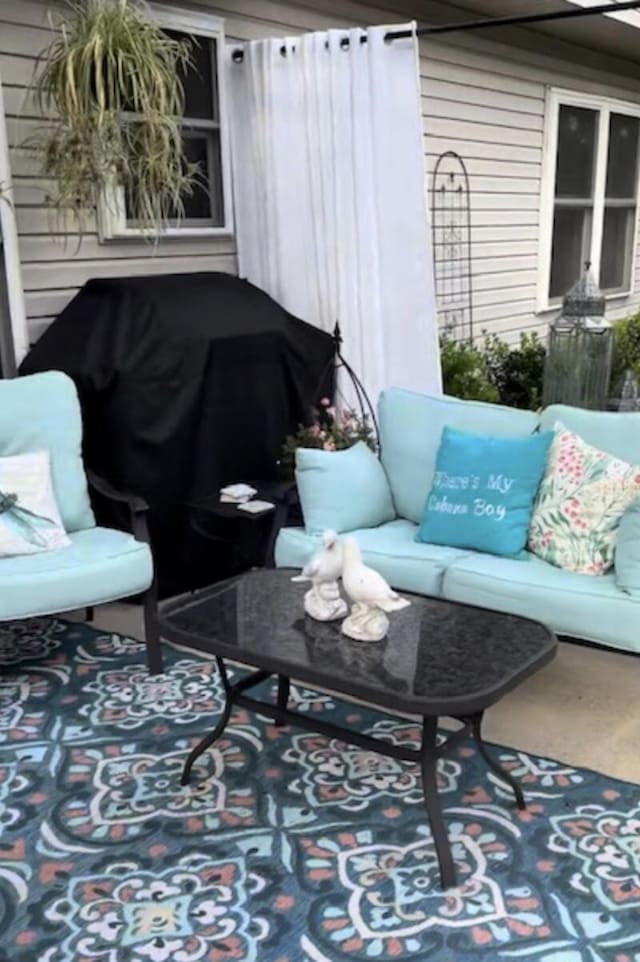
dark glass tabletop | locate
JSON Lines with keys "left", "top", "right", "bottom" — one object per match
{"left": 159, "top": 568, "right": 557, "bottom": 716}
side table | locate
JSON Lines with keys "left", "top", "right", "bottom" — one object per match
{"left": 187, "top": 481, "right": 298, "bottom": 571}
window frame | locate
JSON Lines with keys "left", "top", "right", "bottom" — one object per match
{"left": 98, "top": 3, "right": 233, "bottom": 241}
{"left": 537, "top": 86, "right": 640, "bottom": 313}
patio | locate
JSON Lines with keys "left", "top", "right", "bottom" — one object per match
{"left": 2, "top": 0, "right": 640, "bottom": 959}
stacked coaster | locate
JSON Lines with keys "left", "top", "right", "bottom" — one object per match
{"left": 219, "top": 483, "right": 275, "bottom": 515}
{"left": 219, "top": 483, "right": 257, "bottom": 504}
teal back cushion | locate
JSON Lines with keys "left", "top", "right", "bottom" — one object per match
{"left": 296, "top": 441, "right": 395, "bottom": 535}
{"left": 541, "top": 405, "right": 640, "bottom": 464}
{"left": 417, "top": 426, "right": 553, "bottom": 557}
{"left": 615, "top": 499, "right": 640, "bottom": 597}
{"left": 379, "top": 388, "right": 541, "bottom": 523}
{"left": 0, "top": 372, "right": 94, "bottom": 532}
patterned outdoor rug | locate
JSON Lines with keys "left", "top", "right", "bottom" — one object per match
{"left": 1, "top": 619, "right": 640, "bottom": 962}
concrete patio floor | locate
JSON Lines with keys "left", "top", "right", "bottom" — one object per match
{"left": 85, "top": 601, "right": 640, "bottom": 786}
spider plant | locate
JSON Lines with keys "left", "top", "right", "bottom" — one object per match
{"left": 32, "top": 0, "right": 198, "bottom": 235}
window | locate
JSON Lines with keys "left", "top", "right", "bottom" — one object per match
{"left": 99, "top": 5, "right": 231, "bottom": 240}
{"left": 539, "top": 89, "right": 640, "bottom": 309}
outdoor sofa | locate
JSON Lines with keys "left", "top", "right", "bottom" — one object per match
{"left": 276, "top": 387, "right": 640, "bottom": 655}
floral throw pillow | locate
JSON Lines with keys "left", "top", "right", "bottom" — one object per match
{"left": 0, "top": 451, "right": 71, "bottom": 557}
{"left": 528, "top": 426, "right": 640, "bottom": 575}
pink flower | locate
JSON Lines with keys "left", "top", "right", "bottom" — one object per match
{"left": 320, "top": 397, "right": 331, "bottom": 407}
{"left": 326, "top": 406, "right": 336, "bottom": 419}
{"left": 310, "top": 424, "right": 321, "bottom": 437}
{"left": 323, "top": 440, "right": 336, "bottom": 451}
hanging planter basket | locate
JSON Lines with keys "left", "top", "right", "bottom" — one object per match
{"left": 31, "top": 0, "right": 198, "bottom": 235}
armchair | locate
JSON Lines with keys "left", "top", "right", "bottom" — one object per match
{"left": 0, "top": 371, "right": 163, "bottom": 673}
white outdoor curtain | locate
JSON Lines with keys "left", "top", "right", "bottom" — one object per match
{"left": 227, "top": 24, "right": 441, "bottom": 407}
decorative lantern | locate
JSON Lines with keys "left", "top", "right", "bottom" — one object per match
{"left": 542, "top": 262, "right": 613, "bottom": 410}
{"left": 619, "top": 370, "right": 640, "bottom": 412}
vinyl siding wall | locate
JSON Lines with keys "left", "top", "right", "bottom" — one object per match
{"left": 2, "top": 0, "right": 640, "bottom": 345}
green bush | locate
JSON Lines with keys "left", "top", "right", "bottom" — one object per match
{"left": 483, "top": 332, "right": 546, "bottom": 411}
{"left": 611, "top": 311, "right": 640, "bottom": 395}
{"left": 439, "top": 335, "right": 499, "bottom": 404}
{"left": 440, "top": 331, "right": 545, "bottom": 411}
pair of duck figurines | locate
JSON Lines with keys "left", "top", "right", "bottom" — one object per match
{"left": 292, "top": 531, "right": 410, "bottom": 642}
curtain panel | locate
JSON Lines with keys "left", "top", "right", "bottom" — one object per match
{"left": 227, "top": 24, "right": 441, "bottom": 405}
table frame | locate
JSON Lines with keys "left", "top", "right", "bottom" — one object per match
{"left": 180, "top": 657, "right": 526, "bottom": 890}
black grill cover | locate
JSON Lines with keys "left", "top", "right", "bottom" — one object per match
{"left": 21, "top": 272, "right": 334, "bottom": 594}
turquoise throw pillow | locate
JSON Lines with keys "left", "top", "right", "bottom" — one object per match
{"left": 416, "top": 427, "right": 553, "bottom": 557}
{"left": 296, "top": 441, "right": 395, "bottom": 535}
{"left": 615, "top": 499, "right": 640, "bottom": 597}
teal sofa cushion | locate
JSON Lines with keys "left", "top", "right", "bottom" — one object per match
{"left": 417, "top": 427, "right": 553, "bottom": 557}
{"left": 615, "top": 499, "right": 640, "bottom": 597}
{"left": 276, "top": 519, "right": 472, "bottom": 597}
{"left": 0, "top": 527, "right": 153, "bottom": 621}
{"left": 0, "top": 372, "right": 94, "bottom": 532}
{"left": 295, "top": 441, "right": 395, "bottom": 535}
{"left": 443, "top": 551, "right": 640, "bottom": 655}
{"left": 541, "top": 404, "right": 640, "bottom": 464}
{"left": 379, "top": 388, "right": 540, "bottom": 524}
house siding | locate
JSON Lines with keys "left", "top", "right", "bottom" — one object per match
{"left": 2, "top": 0, "right": 640, "bottom": 345}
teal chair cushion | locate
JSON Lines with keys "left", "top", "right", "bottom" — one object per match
{"left": 541, "top": 404, "right": 640, "bottom": 465}
{"left": 379, "top": 388, "right": 541, "bottom": 524}
{"left": 443, "top": 550, "right": 640, "bottom": 655}
{"left": 0, "top": 372, "right": 94, "bottom": 533}
{"left": 0, "top": 527, "right": 153, "bottom": 620}
{"left": 276, "top": 519, "right": 473, "bottom": 597}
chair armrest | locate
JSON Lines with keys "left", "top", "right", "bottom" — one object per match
{"left": 87, "top": 471, "right": 151, "bottom": 545}
{"left": 87, "top": 471, "right": 148, "bottom": 514}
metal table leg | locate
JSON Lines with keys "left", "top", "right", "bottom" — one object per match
{"left": 180, "top": 661, "right": 271, "bottom": 786}
{"left": 471, "top": 713, "right": 526, "bottom": 810}
{"left": 181, "top": 694, "right": 233, "bottom": 786}
{"left": 421, "top": 715, "right": 457, "bottom": 889}
{"left": 178, "top": 665, "right": 523, "bottom": 892}
{"left": 275, "top": 675, "right": 290, "bottom": 727}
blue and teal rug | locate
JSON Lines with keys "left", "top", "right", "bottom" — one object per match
{"left": 1, "top": 619, "right": 640, "bottom": 962}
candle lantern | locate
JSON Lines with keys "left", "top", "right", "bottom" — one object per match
{"left": 542, "top": 262, "right": 613, "bottom": 410}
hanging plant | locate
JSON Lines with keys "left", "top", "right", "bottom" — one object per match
{"left": 31, "top": 0, "right": 198, "bottom": 234}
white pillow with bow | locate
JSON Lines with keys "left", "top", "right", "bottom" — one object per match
{"left": 0, "top": 451, "right": 71, "bottom": 557}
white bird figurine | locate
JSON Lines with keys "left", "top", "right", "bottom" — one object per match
{"left": 341, "top": 536, "right": 410, "bottom": 641}
{"left": 292, "top": 529, "right": 343, "bottom": 585}
{"left": 292, "top": 530, "right": 347, "bottom": 621}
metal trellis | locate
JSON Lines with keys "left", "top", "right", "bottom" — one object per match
{"left": 431, "top": 151, "right": 473, "bottom": 343}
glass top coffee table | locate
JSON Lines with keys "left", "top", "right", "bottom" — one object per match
{"left": 158, "top": 568, "right": 557, "bottom": 889}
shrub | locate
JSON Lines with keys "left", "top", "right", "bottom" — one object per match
{"left": 483, "top": 331, "right": 546, "bottom": 411}
{"left": 611, "top": 311, "right": 640, "bottom": 395}
{"left": 440, "top": 331, "right": 545, "bottom": 411}
{"left": 439, "top": 335, "right": 499, "bottom": 404}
